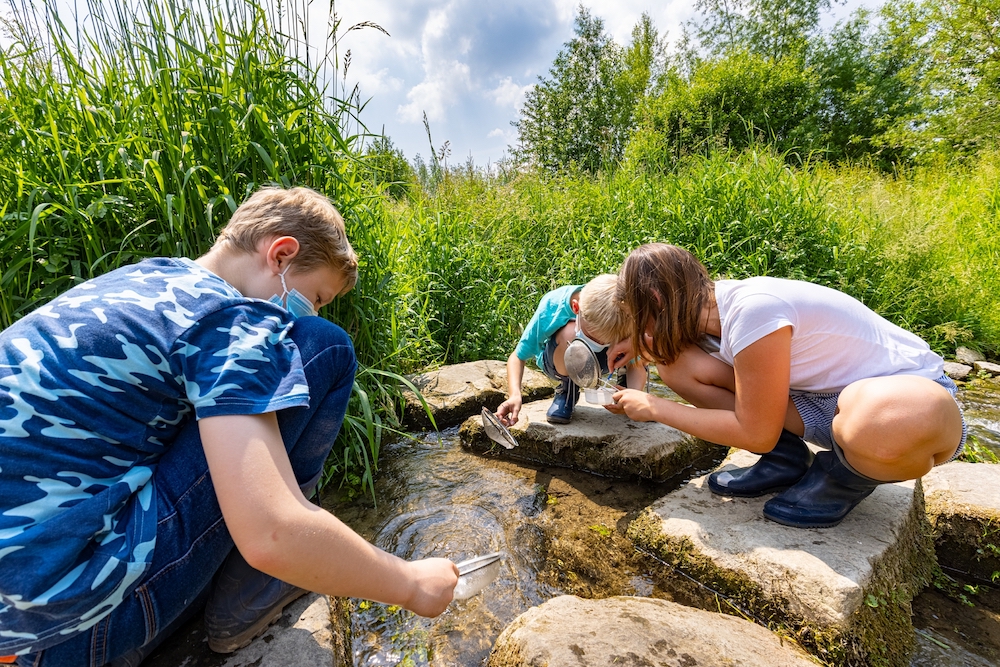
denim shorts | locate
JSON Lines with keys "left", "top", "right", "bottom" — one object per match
{"left": 790, "top": 374, "right": 968, "bottom": 462}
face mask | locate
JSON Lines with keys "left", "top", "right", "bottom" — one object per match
{"left": 575, "top": 317, "right": 608, "bottom": 354}
{"left": 268, "top": 266, "right": 317, "bottom": 319}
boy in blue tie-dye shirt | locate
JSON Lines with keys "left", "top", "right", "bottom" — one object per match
{"left": 0, "top": 187, "right": 458, "bottom": 666}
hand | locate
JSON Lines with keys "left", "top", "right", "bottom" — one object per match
{"left": 403, "top": 558, "right": 460, "bottom": 617}
{"left": 496, "top": 396, "right": 522, "bottom": 426}
{"left": 603, "top": 384, "right": 626, "bottom": 414}
{"left": 612, "top": 388, "right": 661, "bottom": 422}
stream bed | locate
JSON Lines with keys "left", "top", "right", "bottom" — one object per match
{"left": 329, "top": 421, "right": 1000, "bottom": 667}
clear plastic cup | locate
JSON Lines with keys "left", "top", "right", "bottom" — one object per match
{"left": 584, "top": 387, "right": 616, "bottom": 405}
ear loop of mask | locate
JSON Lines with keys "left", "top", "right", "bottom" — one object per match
{"left": 268, "top": 265, "right": 317, "bottom": 318}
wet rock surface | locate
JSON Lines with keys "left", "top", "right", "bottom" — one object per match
{"left": 402, "top": 360, "right": 555, "bottom": 430}
{"left": 923, "top": 461, "right": 1000, "bottom": 582}
{"left": 487, "top": 595, "right": 817, "bottom": 667}
{"left": 460, "top": 398, "right": 722, "bottom": 482}
{"left": 626, "top": 447, "right": 935, "bottom": 667}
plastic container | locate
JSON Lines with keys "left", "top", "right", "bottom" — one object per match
{"left": 584, "top": 387, "right": 616, "bottom": 405}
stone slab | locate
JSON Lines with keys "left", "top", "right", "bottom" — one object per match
{"left": 944, "top": 362, "right": 973, "bottom": 381}
{"left": 460, "top": 398, "right": 720, "bottom": 482}
{"left": 145, "top": 594, "right": 350, "bottom": 667}
{"left": 627, "top": 448, "right": 935, "bottom": 667}
{"left": 488, "top": 595, "right": 817, "bottom": 667}
{"left": 923, "top": 461, "right": 1000, "bottom": 582}
{"left": 402, "top": 360, "right": 556, "bottom": 430}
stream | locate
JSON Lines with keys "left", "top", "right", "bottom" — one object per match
{"left": 329, "top": 404, "right": 1000, "bottom": 667}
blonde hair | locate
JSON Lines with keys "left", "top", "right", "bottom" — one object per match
{"left": 215, "top": 186, "right": 358, "bottom": 293}
{"left": 579, "top": 274, "right": 631, "bottom": 344}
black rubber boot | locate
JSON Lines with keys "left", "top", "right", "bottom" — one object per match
{"left": 204, "top": 547, "right": 308, "bottom": 653}
{"left": 546, "top": 377, "right": 578, "bottom": 424}
{"left": 762, "top": 448, "right": 883, "bottom": 529}
{"left": 708, "top": 430, "right": 813, "bottom": 497}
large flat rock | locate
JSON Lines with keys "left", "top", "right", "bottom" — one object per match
{"left": 402, "top": 360, "right": 555, "bottom": 430}
{"left": 627, "top": 448, "right": 935, "bottom": 667}
{"left": 488, "top": 595, "right": 817, "bottom": 667}
{"left": 460, "top": 398, "right": 720, "bottom": 482}
{"left": 923, "top": 461, "right": 1000, "bottom": 582}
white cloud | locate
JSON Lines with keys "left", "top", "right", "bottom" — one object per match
{"left": 397, "top": 60, "right": 473, "bottom": 123}
{"left": 489, "top": 77, "right": 533, "bottom": 111}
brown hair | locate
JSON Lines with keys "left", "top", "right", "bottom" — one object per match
{"left": 619, "top": 243, "right": 713, "bottom": 365}
{"left": 579, "top": 274, "right": 630, "bottom": 344}
{"left": 215, "top": 186, "right": 358, "bottom": 294}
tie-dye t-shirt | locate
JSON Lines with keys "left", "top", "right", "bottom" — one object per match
{"left": 0, "top": 257, "right": 309, "bottom": 655}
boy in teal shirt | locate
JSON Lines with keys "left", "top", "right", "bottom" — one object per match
{"left": 496, "top": 275, "right": 646, "bottom": 425}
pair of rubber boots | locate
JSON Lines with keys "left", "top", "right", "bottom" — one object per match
{"left": 707, "top": 429, "right": 884, "bottom": 528}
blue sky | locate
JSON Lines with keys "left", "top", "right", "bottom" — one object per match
{"left": 331, "top": 0, "right": 884, "bottom": 167}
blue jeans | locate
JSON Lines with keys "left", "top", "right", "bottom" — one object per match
{"left": 22, "top": 317, "right": 356, "bottom": 667}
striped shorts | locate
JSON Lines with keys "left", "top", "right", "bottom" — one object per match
{"left": 790, "top": 374, "right": 968, "bottom": 462}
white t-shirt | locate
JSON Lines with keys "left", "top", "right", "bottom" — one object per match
{"left": 712, "top": 277, "right": 944, "bottom": 394}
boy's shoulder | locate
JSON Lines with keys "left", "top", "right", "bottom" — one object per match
{"left": 539, "top": 283, "right": 583, "bottom": 305}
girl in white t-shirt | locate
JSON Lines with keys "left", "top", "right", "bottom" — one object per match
{"left": 608, "top": 243, "right": 966, "bottom": 528}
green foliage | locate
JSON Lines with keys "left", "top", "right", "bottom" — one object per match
{"left": 364, "top": 136, "right": 414, "bottom": 200}
{"left": 514, "top": 8, "right": 662, "bottom": 172}
{"left": 882, "top": 0, "right": 1000, "bottom": 157}
{"left": 690, "top": 0, "right": 833, "bottom": 61}
{"left": 809, "top": 10, "right": 923, "bottom": 166}
{"left": 626, "top": 53, "right": 821, "bottom": 170}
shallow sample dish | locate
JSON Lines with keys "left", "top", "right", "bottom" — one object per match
{"left": 584, "top": 387, "right": 617, "bottom": 405}
{"left": 453, "top": 552, "right": 503, "bottom": 600}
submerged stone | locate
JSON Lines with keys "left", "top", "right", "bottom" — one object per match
{"left": 460, "top": 398, "right": 720, "bottom": 482}
{"left": 626, "top": 448, "right": 935, "bottom": 667}
{"left": 487, "top": 595, "right": 817, "bottom": 667}
{"left": 923, "top": 461, "right": 1000, "bottom": 583}
{"left": 402, "top": 360, "right": 556, "bottom": 430}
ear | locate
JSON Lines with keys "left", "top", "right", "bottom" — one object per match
{"left": 264, "top": 236, "right": 301, "bottom": 274}
{"left": 570, "top": 296, "right": 581, "bottom": 315}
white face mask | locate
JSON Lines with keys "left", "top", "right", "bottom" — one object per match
{"left": 574, "top": 316, "right": 608, "bottom": 354}
{"left": 268, "top": 266, "right": 317, "bottom": 319}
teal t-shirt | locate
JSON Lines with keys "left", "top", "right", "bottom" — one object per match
{"left": 513, "top": 284, "right": 582, "bottom": 369}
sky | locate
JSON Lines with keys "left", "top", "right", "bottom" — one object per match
{"left": 329, "top": 0, "right": 884, "bottom": 167}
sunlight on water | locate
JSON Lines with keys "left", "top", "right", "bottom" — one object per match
{"left": 340, "top": 429, "right": 558, "bottom": 667}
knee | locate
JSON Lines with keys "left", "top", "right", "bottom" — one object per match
{"left": 288, "top": 316, "right": 356, "bottom": 365}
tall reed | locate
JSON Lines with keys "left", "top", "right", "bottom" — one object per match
{"left": 0, "top": 0, "right": 400, "bottom": 496}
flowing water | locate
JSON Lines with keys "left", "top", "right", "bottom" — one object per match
{"left": 328, "top": 414, "right": 1000, "bottom": 667}
{"left": 958, "top": 381, "right": 1000, "bottom": 459}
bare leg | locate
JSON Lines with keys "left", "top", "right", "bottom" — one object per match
{"left": 551, "top": 321, "right": 576, "bottom": 377}
{"left": 657, "top": 345, "right": 805, "bottom": 439}
{"left": 833, "top": 375, "right": 963, "bottom": 481}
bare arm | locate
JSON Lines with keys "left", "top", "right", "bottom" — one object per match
{"left": 199, "top": 413, "right": 458, "bottom": 617}
{"left": 496, "top": 350, "right": 526, "bottom": 426}
{"left": 613, "top": 327, "right": 792, "bottom": 453}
